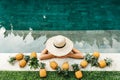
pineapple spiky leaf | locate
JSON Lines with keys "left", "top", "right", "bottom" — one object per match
{"left": 62, "top": 70, "right": 69, "bottom": 77}
{"left": 91, "top": 57, "right": 99, "bottom": 67}
{"left": 24, "top": 55, "right": 30, "bottom": 62}
{"left": 28, "top": 57, "right": 40, "bottom": 69}
{"left": 8, "top": 57, "right": 16, "bottom": 65}
{"left": 85, "top": 53, "right": 92, "bottom": 63}
{"left": 40, "top": 62, "right": 45, "bottom": 69}
{"left": 105, "top": 58, "right": 112, "bottom": 66}
{"left": 56, "top": 66, "right": 62, "bottom": 74}
{"left": 72, "top": 64, "right": 80, "bottom": 72}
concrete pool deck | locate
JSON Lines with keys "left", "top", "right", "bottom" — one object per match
{"left": 0, "top": 53, "right": 120, "bottom": 71}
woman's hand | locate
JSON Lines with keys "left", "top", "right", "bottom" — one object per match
{"left": 66, "top": 52, "right": 74, "bottom": 57}
{"left": 56, "top": 55, "right": 68, "bottom": 58}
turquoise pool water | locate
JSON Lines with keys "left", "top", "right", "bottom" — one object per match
{"left": 0, "top": 0, "right": 120, "bottom": 30}
{"left": 0, "top": 0, "right": 120, "bottom": 53}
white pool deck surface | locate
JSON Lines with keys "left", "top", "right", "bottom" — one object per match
{"left": 0, "top": 53, "right": 120, "bottom": 71}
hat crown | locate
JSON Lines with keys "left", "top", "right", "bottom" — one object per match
{"left": 53, "top": 35, "right": 66, "bottom": 47}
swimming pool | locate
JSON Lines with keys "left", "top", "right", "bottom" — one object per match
{"left": 0, "top": 0, "right": 120, "bottom": 30}
{"left": 0, "top": 0, "right": 120, "bottom": 53}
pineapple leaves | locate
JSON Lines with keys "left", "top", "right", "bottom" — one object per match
{"left": 72, "top": 64, "right": 80, "bottom": 72}
{"left": 8, "top": 57, "right": 16, "bottom": 65}
{"left": 28, "top": 58, "right": 40, "bottom": 69}
{"left": 105, "top": 58, "right": 112, "bottom": 66}
{"left": 85, "top": 53, "right": 92, "bottom": 63}
{"left": 91, "top": 57, "right": 99, "bottom": 67}
{"left": 84, "top": 53, "right": 113, "bottom": 67}
{"left": 40, "top": 62, "right": 45, "bottom": 69}
{"left": 62, "top": 70, "right": 69, "bottom": 77}
{"left": 24, "top": 55, "right": 30, "bottom": 62}
{"left": 56, "top": 66, "right": 62, "bottom": 74}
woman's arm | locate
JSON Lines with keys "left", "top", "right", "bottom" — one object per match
{"left": 40, "top": 49, "right": 56, "bottom": 60}
{"left": 67, "top": 48, "right": 84, "bottom": 59}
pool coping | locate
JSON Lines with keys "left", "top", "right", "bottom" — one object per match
{"left": 0, "top": 53, "right": 120, "bottom": 71}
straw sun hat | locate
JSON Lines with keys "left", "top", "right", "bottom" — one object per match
{"left": 46, "top": 35, "right": 73, "bottom": 56}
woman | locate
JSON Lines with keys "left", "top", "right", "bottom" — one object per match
{"left": 40, "top": 35, "right": 84, "bottom": 60}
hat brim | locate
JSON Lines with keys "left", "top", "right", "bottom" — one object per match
{"left": 46, "top": 36, "right": 73, "bottom": 56}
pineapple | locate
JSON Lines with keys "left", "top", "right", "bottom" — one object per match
{"left": 19, "top": 56, "right": 30, "bottom": 68}
{"left": 98, "top": 58, "right": 112, "bottom": 68}
{"left": 91, "top": 52, "right": 100, "bottom": 67}
{"left": 19, "top": 59, "right": 27, "bottom": 67}
{"left": 72, "top": 64, "right": 83, "bottom": 79}
{"left": 30, "top": 52, "right": 37, "bottom": 58}
{"left": 29, "top": 52, "right": 38, "bottom": 69}
{"left": 8, "top": 53, "right": 24, "bottom": 65}
{"left": 50, "top": 61, "right": 61, "bottom": 74}
{"left": 50, "top": 61, "right": 58, "bottom": 70}
{"left": 75, "top": 71, "right": 83, "bottom": 79}
{"left": 39, "top": 62, "right": 47, "bottom": 78}
{"left": 80, "top": 60, "right": 88, "bottom": 68}
{"left": 92, "top": 51, "right": 100, "bottom": 58}
{"left": 62, "top": 62, "right": 69, "bottom": 76}
{"left": 62, "top": 62, "right": 69, "bottom": 70}
{"left": 80, "top": 53, "right": 92, "bottom": 68}
{"left": 15, "top": 53, "right": 24, "bottom": 60}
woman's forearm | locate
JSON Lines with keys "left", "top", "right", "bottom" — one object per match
{"left": 40, "top": 54, "right": 55, "bottom": 60}
{"left": 41, "top": 49, "right": 48, "bottom": 54}
{"left": 68, "top": 53, "right": 84, "bottom": 59}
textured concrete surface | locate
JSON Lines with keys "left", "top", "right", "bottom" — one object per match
{"left": 1, "top": 30, "right": 120, "bottom": 53}
{"left": 0, "top": 53, "right": 120, "bottom": 71}
{"left": 0, "top": 0, "right": 120, "bottom": 30}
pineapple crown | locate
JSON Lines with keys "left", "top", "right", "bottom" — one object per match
{"left": 84, "top": 53, "right": 99, "bottom": 67}
{"left": 40, "top": 62, "right": 46, "bottom": 69}
{"left": 8, "top": 57, "right": 16, "bottom": 65}
{"left": 104, "top": 58, "right": 112, "bottom": 66}
{"left": 24, "top": 55, "right": 30, "bottom": 62}
{"left": 72, "top": 64, "right": 80, "bottom": 71}
{"left": 91, "top": 57, "right": 99, "bottom": 67}
{"left": 29, "top": 57, "right": 40, "bottom": 69}
{"left": 85, "top": 53, "right": 92, "bottom": 63}
{"left": 56, "top": 66, "right": 61, "bottom": 74}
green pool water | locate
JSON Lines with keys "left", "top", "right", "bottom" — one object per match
{"left": 0, "top": 0, "right": 120, "bottom": 30}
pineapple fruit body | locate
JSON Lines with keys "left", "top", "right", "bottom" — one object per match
{"left": 75, "top": 70, "right": 83, "bottom": 79}
{"left": 80, "top": 60, "right": 88, "bottom": 68}
{"left": 62, "top": 62, "right": 69, "bottom": 70}
{"left": 15, "top": 53, "right": 24, "bottom": 60}
{"left": 50, "top": 61, "right": 58, "bottom": 70}
{"left": 98, "top": 60, "right": 106, "bottom": 68}
{"left": 92, "top": 51, "right": 100, "bottom": 58}
{"left": 19, "top": 59, "right": 27, "bottom": 67}
{"left": 40, "top": 69, "right": 47, "bottom": 78}
{"left": 30, "top": 52, "right": 37, "bottom": 58}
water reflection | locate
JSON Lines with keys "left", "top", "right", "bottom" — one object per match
{"left": 0, "top": 27, "right": 120, "bottom": 53}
